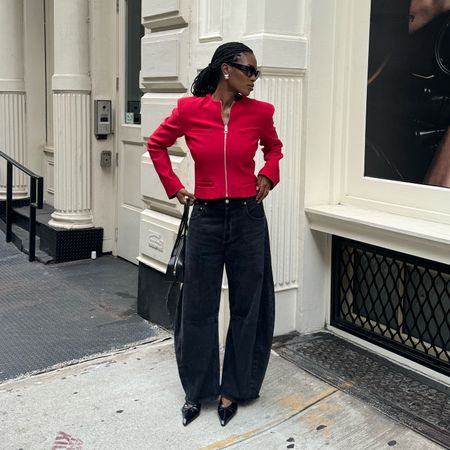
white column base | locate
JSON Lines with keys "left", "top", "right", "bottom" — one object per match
{"left": 0, "top": 188, "right": 29, "bottom": 201}
{"left": 48, "top": 210, "right": 94, "bottom": 229}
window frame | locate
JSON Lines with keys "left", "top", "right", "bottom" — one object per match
{"left": 334, "top": 0, "right": 450, "bottom": 224}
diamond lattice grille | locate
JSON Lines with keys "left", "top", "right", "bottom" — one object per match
{"left": 332, "top": 237, "right": 450, "bottom": 375}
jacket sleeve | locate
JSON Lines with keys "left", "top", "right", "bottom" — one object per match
{"left": 258, "top": 104, "right": 283, "bottom": 188}
{"left": 146, "top": 103, "right": 185, "bottom": 199}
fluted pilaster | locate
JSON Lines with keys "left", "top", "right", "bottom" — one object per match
{"left": 254, "top": 71, "right": 304, "bottom": 291}
{"left": 242, "top": 0, "right": 307, "bottom": 298}
{"left": 0, "top": 0, "right": 27, "bottom": 199}
{"left": 50, "top": 0, "right": 93, "bottom": 229}
{"left": 48, "top": 93, "right": 92, "bottom": 228}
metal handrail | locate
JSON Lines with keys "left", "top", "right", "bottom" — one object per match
{"left": 0, "top": 150, "right": 44, "bottom": 261}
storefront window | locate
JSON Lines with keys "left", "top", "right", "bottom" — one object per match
{"left": 126, "top": 0, "right": 144, "bottom": 125}
{"left": 365, "top": 0, "right": 450, "bottom": 188}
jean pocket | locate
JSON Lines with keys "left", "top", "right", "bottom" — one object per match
{"left": 245, "top": 200, "right": 265, "bottom": 220}
{"left": 190, "top": 204, "right": 206, "bottom": 221}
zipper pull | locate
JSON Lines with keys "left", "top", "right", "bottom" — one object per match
{"left": 224, "top": 124, "right": 228, "bottom": 134}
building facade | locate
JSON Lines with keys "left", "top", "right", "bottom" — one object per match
{"left": 0, "top": 0, "right": 448, "bottom": 383}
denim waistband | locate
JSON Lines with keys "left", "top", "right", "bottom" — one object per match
{"left": 194, "top": 196, "right": 257, "bottom": 206}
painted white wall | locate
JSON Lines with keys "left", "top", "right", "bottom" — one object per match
{"left": 298, "top": 0, "right": 340, "bottom": 333}
{"left": 89, "top": 0, "right": 117, "bottom": 252}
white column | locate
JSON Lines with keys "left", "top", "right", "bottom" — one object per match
{"left": 240, "top": 0, "right": 309, "bottom": 334}
{"left": 0, "top": 0, "right": 28, "bottom": 199}
{"left": 48, "top": 0, "right": 93, "bottom": 229}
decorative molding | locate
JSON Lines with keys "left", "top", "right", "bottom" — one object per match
{"left": 141, "top": 152, "right": 193, "bottom": 207}
{"left": 242, "top": 0, "right": 308, "bottom": 70}
{"left": 147, "top": 230, "right": 164, "bottom": 252}
{"left": 142, "top": 38, "right": 178, "bottom": 78}
{"left": 142, "top": 0, "right": 189, "bottom": 31}
{"left": 49, "top": 92, "right": 93, "bottom": 229}
{"left": 52, "top": 74, "right": 91, "bottom": 92}
{"left": 53, "top": 0, "right": 90, "bottom": 91}
{"left": 0, "top": 92, "right": 28, "bottom": 197}
{"left": 0, "top": 79, "right": 25, "bottom": 92}
{"left": 143, "top": 15, "right": 187, "bottom": 31}
{"left": 140, "top": 94, "right": 193, "bottom": 215}
{"left": 254, "top": 75, "right": 304, "bottom": 290}
{"left": 242, "top": 33, "right": 308, "bottom": 70}
{"left": 137, "top": 254, "right": 167, "bottom": 273}
{"left": 260, "top": 67, "right": 306, "bottom": 78}
{"left": 274, "top": 289, "right": 297, "bottom": 335}
{"left": 198, "top": 0, "right": 223, "bottom": 43}
{"left": 306, "top": 204, "right": 450, "bottom": 266}
{"left": 139, "top": 209, "right": 180, "bottom": 270}
{"left": 47, "top": 159, "right": 54, "bottom": 196}
{"left": 141, "top": 28, "right": 189, "bottom": 91}
{"left": 142, "top": 0, "right": 179, "bottom": 19}
{"left": 244, "top": 0, "right": 307, "bottom": 36}
{"left": 43, "top": 149, "right": 55, "bottom": 204}
{"left": 140, "top": 95, "right": 186, "bottom": 154}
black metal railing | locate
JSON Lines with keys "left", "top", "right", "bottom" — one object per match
{"left": 0, "top": 151, "right": 43, "bottom": 261}
{"left": 331, "top": 236, "right": 450, "bottom": 376}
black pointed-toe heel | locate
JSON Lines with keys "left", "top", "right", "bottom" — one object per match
{"left": 181, "top": 401, "right": 201, "bottom": 426}
{"left": 218, "top": 400, "right": 238, "bottom": 426}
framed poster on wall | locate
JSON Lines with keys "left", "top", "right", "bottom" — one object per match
{"left": 365, "top": 0, "right": 450, "bottom": 188}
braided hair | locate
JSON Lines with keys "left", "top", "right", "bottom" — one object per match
{"left": 191, "top": 42, "right": 254, "bottom": 97}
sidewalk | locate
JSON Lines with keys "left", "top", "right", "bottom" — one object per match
{"left": 0, "top": 231, "right": 444, "bottom": 449}
{"left": 0, "top": 338, "right": 442, "bottom": 450}
{"left": 0, "top": 230, "right": 160, "bottom": 382}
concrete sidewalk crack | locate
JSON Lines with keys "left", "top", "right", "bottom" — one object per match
{"left": 201, "top": 388, "right": 338, "bottom": 450}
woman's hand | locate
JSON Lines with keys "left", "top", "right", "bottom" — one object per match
{"left": 175, "top": 188, "right": 195, "bottom": 205}
{"left": 256, "top": 175, "right": 272, "bottom": 203}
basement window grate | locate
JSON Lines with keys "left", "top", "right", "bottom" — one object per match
{"left": 331, "top": 236, "right": 450, "bottom": 376}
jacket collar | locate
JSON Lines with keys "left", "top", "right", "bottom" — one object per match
{"left": 206, "top": 93, "right": 249, "bottom": 106}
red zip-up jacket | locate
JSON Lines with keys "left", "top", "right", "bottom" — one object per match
{"left": 146, "top": 94, "right": 283, "bottom": 199}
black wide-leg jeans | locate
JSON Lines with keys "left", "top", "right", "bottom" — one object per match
{"left": 174, "top": 196, "right": 275, "bottom": 404}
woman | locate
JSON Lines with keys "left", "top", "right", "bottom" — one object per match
{"left": 147, "top": 42, "right": 283, "bottom": 426}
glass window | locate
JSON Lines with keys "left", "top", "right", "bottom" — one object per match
{"left": 333, "top": 0, "right": 450, "bottom": 223}
{"left": 125, "top": 0, "right": 144, "bottom": 125}
{"left": 365, "top": 0, "right": 450, "bottom": 189}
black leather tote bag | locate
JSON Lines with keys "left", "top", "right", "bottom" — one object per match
{"left": 166, "top": 202, "right": 190, "bottom": 283}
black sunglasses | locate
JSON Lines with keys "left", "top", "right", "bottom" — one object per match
{"left": 226, "top": 62, "right": 260, "bottom": 79}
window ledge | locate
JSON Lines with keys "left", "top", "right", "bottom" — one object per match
{"left": 305, "top": 204, "right": 450, "bottom": 265}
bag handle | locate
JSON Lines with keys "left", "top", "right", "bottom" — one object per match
{"left": 165, "top": 201, "right": 191, "bottom": 315}
{"left": 173, "top": 200, "right": 190, "bottom": 248}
